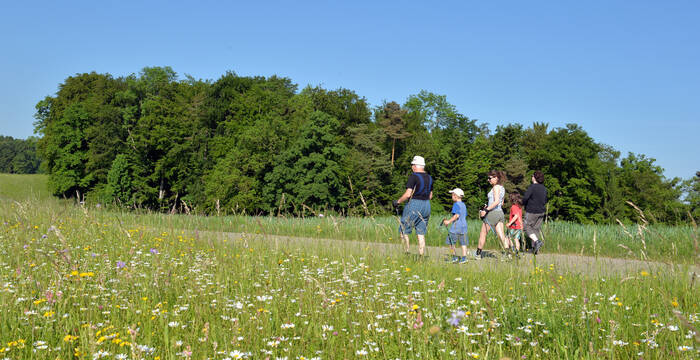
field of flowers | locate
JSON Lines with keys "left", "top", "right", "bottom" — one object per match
{"left": 1, "top": 189, "right": 699, "bottom": 360}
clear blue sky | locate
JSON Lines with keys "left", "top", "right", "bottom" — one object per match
{"left": 1, "top": 1, "right": 698, "bottom": 180}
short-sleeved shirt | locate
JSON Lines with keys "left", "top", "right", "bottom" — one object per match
{"left": 406, "top": 172, "right": 433, "bottom": 200}
{"left": 450, "top": 201, "right": 468, "bottom": 234}
{"left": 508, "top": 205, "right": 523, "bottom": 229}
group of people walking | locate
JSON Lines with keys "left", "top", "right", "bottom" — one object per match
{"left": 394, "top": 156, "right": 547, "bottom": 260}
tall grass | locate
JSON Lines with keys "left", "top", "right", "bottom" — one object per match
{"left": 105, "top": 212, "right": 696, "bottom": 263}
{"left": 1, "top": 196, "right": 698, "bottom": 359}
{"left": 0, "top": 174, "right": 696, "bottom": 263}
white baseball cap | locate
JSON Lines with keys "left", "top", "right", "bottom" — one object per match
{"left": 449, "top": 188, "right": 464, "bottom": 197}
{"left": 411, "top": 155, "right": 425, "bottom": 167}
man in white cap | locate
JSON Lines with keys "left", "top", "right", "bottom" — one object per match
{"left": 393, "top": 155, "right": 433, "bottom": 257}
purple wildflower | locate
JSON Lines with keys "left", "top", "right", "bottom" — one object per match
{"left": 448, "top": 310, "right": 466, "bottom": 327}
{"left": 117, "top": 261, "right": 126, "bottom": 269}
{"left": 150, "top": 248, "right": 159, "bottom": 255}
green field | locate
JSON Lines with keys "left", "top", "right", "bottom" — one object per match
{"left": 0, "top": 174, "right": 51, "bottom": 201}
{"left": 1, "top": 174, "right": 698, "bottom": 359}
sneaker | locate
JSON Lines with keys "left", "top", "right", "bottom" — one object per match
{"left": 472, "top": 251, "right": 481, "bottom": 260}
{"left": 451, "top": 255, "right": 459, "bottom": 263}
{"left": 533, "top": 240, "right": 543, "bottom": 255}
{"left": 459, "top": 257, "right": 468, "bottom": 264}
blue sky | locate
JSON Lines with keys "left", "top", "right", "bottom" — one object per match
{"left": 1, "top": 1, "right": 698, "bottom": 180}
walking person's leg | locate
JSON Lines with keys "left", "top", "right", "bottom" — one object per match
{"left": 401, "top": 234, "right": 410, "bottom": 253}
{"left": 459, "top": 233, "right": 468, "bottom": 263}
{"left": 414, "top": 200, "right": 430, "bottom": 257}
{"left": 495, "top": 222, "right": 508, "bottom": 249}
{"left": 460, "top": 235, "right": 468, "bottom": 257}
{"left": 476, "top": 222, "right": 488, "bottom": 258}
{"left": 524, "top": 213, "right": 536, "bottom": 249}
{"left": 399, "top": 202, "right": 414, "bottom": 253}
{"left": 524, "top": 212, "right": 545, "bottom": 254}
{"left": 416, "top": 235, "right": 426, "bottom": 256}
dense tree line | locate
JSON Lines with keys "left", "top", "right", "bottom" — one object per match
{"left": 0, "top": 136, "right": 41, "bottom": 174}
{"left": 33, "top": 67, "right": 696, "bottom": 223}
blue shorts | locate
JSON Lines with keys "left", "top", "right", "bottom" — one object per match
{"left": 445, "top": 232, "right": 468, "bottom": 246}
{"left": 399, "top": 199, "right": 431, "bottom": 235}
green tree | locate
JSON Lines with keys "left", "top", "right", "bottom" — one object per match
{"left": 377, "top": 101, "right": 411, "bottom": 167}
{"left": 618, "top": 153, "right": 684, "bottom": 223}
{"left": 106, "top": 154, "right": 132, "bottom": 205}
{"left": 264, "top": 111, "right": 348, "bottom": 214}
{"left": 34, "top": 72, "right": 125, "bottom": 196}
{"left": 0, "top": 136, "right": 41, "bottom": 174}
{"left": 345, "top": 123, "right": 393, "bottom": 214}
{"left": 301, "top": 86, "right": 371, "bottom": 141}
{"left": 683, "top": 171, "right": 700, "bottom": 220}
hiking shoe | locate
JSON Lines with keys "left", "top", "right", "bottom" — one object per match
{"left": 451, "top": 255, "right": 459, "bottom": 263}
{"left": 533, "top": 240, "right": 543, "bottom": 255}
{"left": 459, "top": 257, "right": 468, "bottom": 264}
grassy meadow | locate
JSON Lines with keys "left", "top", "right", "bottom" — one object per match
{"left": 1, "top": 174, "right": 698, "bottom": 359}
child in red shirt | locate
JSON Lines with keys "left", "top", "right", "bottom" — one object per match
{"left": 506, "top": 192, "right": 524, "bottom": 253}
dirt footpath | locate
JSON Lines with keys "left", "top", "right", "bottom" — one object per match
{"left": 199, "top": 230, "right": 698, "bottom": 278}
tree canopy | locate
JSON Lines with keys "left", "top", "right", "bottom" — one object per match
{"left": 30, "top": 67, "right": 696, "bottom": 223}
{"left": 0, "top": 136, "right": 41, "bottom": 174}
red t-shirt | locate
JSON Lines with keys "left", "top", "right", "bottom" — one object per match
{"left": 509, "top": 205, "right": 523, "bottom": 229}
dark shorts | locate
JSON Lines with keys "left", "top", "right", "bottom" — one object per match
{"left": 399, "top": 199, "right": 430, "bottom": 235}
{"left": 445, "top": 232, "right": 468, "bottom": 246}
{"left": 524, "top": 212, "right": 545, "bottom": 237}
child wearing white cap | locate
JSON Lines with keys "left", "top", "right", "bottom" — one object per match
{"left": 443, "top": 188, "right": 468, "bottom": 263}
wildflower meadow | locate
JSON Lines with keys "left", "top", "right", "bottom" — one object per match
{"left": 1, "top": 175, "right": 698, "bottom": 359}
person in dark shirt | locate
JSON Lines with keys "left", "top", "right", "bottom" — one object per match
{"left": 522, "top": 170, "right": 547, "bottom": 254}
{"left": 394, "top": 155, "right": 433, "bottom": 256}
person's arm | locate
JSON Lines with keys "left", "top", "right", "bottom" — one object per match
{"left": 518, "top": 212, "right": 524, "bottom": 228}
{"left": 429, "top": 191, "right": 433, "bottom": 200}
{"left": 522, "top": 186, "right": 532, "bottom": 207}
{"left": 543, "top": 187, "right": 547, "bottom": 205}
{"left": 397, "top": 188, "right": 413, "bottom": 204}
{"left": 443, "top": 213, "right": 459, "bottom": 226}
{"left": 506, "top": 213, "right": 520, "bottom": 227}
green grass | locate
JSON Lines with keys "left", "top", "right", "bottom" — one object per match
{"left": 105, "top": 212, "right": 696, "bottom": 264}
{"left": 0, "top": 174, "right": 697, "bottom": 263}
{"left": 1, "top": 198, "right": 699, "bottom": 359}
{"left": 0, "top": 174, "right": 51, "bottom": 202}
{"left": 0, "top": 175, "right": 699, "bottom": 359}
